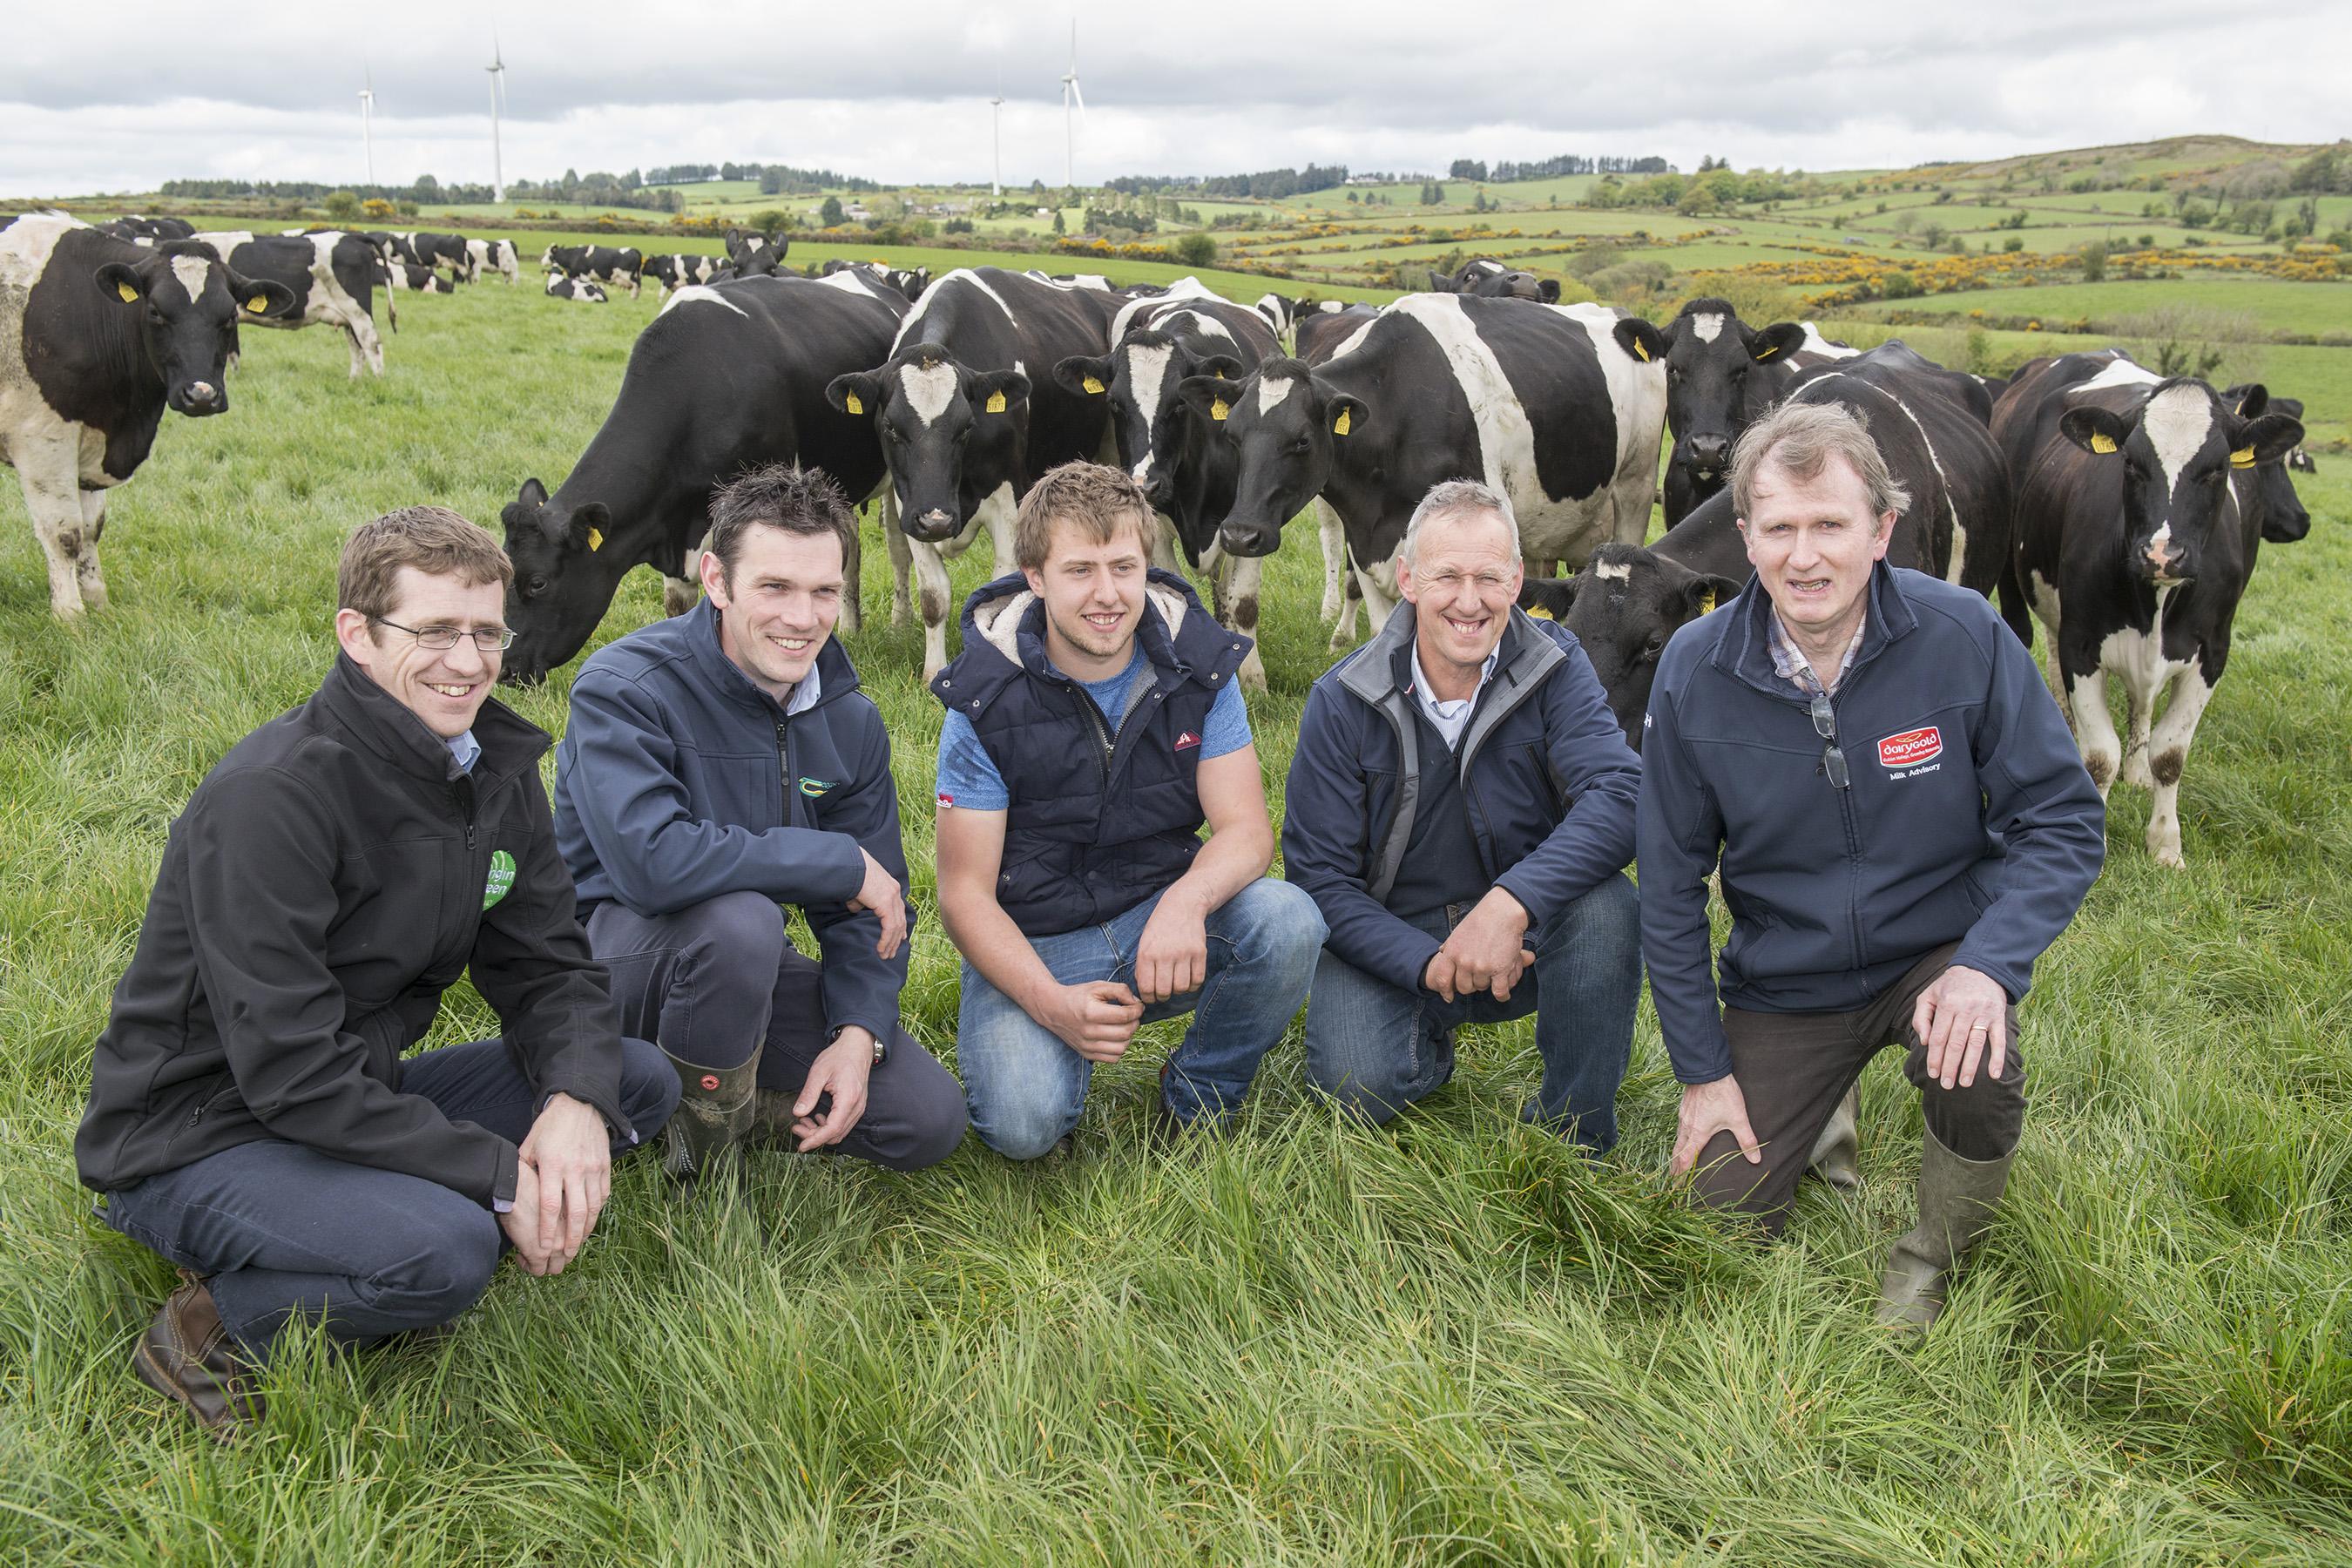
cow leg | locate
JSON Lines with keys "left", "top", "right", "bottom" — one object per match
{"left": 2120, "top": 679, "right": 2159, "bottom": 791}
{"left": 1355, "top": 555, "right": 1400, "bottom": 635}
{"left": 17, "top": 441, "right": 92, "bottom": 617}
{"left": 75, "top": 487, "right": 111, "bottom": 611}
{"left": 2142, "top": 665, "right": 2217, "bottom": 870}
{"left": 838, "top": 506, "right": 863, "bottom": 637}
{"left": 882, "top": 497, "right": 915, "bottom": 627}
{"left": 1150, "top": 512, "right": 1186, "bottom": 578}
{"left": 351, "top": 310, "right": 385, "bottom": 376}
{"left": 1523, "top": 557, "right": 1557, "bottom": 578}
{"left": 1221, "top": 552, "right": 1267, "bottom": 693}
{"left": 977, "top": 482, "right": 1017, "bottom": 579}
{"left": 1315, "top": 501, "right": 1347, "bottom": 620}
{"left": 1331, "top": 571, "right": 1363, "bottom": 652}
{"left": 2059, "top": 653, "right": 2121, "bottom": 802}
{"left": 910, "top": 538, "right": 955, "bottom": 683}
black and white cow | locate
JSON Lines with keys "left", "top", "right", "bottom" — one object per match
{"left": 810, "top": 258, "right": 929, "bottom": 301}
{"left": 723, "top": 228, "right": 786, "bottom": 278}
{"left": 644, "top": 253, "right": 722, "bottom": 296}
{"left": 1, "top": 213, "right": 294, "bottom": 615}
{"left": 1652, "top": 298, "right": 1808, "bottom": 525}
{"left": 544, "top": 274, "right": 608, "bottom": 303}
{"left": 99, "top": 215, "right": 197, "bottom": 246}
{"left": 395, "top": 231, "right": 470, "bottom": 274}
{"left": 193, "top": 229, "right": 386, "bottom": 377}
{"left": 1426, "top": 256, "right": 1562, "bottom": 302}
{"left": 541, "top": 244, "right": 645, "bottom": 297}
{"left": 1998, "top": 350, "right": 2306, "bottom": 868}
{"left": 827, "top": 266, "right": 1125, "bottom": 679}
{"left": 463, "top": 237, "right": 519, "bottom": 284}
{"left": 1523, "top": 341, "right": 2016, "bottom": 747}
{"left": 1176, "top": 293, "right": 1666, "bottom": 636}
{"left": 1052, "top": 280, "right": 1283, "bottom": 688}
{"left": 388, "top": 261, "right": 460, "bottom": 294}
{"left": 502, "top": 269, "right": 913, "bottom": 683}
{"left": 2222, "top": 386, "right": 2316, "bottom": 521}
{"left": 1252, "top": 292, "right": 1301, "bottom": 348}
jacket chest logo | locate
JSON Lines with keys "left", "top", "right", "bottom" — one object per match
{"left": 482, "top": 849, "right": 517, "bottom": 909}
{"left": 1877, "top": 727, "right": 1943, "bottom": 770}
{"left": 799, "top": 776, "right": 837, "bottom": 798}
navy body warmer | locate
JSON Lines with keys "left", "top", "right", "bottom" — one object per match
{"left": 932, "top": 569, "right": 1252, "bottom": 937}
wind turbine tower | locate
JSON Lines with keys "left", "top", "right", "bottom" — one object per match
{"left": 990, "top": 88, "right": 1004, "bottom": 198}
{"left": 1059, "top": 20, "right": 1085, "bottom": 190}
{"left": 359, "top": 71, "right": 375, "bottom": 187}
{"left": 486, "top": 32, "right": 508, "bottom": 203}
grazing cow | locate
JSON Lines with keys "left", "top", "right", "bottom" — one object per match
{"left": 644, "top": 253, "right": 721, "bottom": 296}
{"left": 1998, "top": 351, "right": 2306, "bottom": 868}
{"left": 1175, "top": 294, "right": 1666, "bottom": 635}
{"left": 193, "top": 229, "right": 387, "bottom": 377}
{"left": 541, "top": 244, "right": 645, "bottom": 297}
{"left": 1, "top": 213, "right": 294, "bottom": 614}
{"left": 501, "top": 271, "right": 912, "bottom": 683}
{"left": 463, "top": 237, "right": 520, "bottom": 284}
{"left": 545, "top": 274, "right": 608, "bottom": 303}
{"left": 99, "top": 216, "right": 196, "bottom": 246}
{"left": 1426, "top": 256, "right": 1561, "bottom": 302}
{"left": 1523, "top": 341, "right": 2014, "bottom": 747}
{"left": 827, "top": 266, "right": 1125, "bottom": 678}
{"left": 1053, "top": 282, "right": 1283, "bottom": 687}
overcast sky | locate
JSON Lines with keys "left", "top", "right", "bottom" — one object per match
{"left": 3, "top": 2, "right": 2343, "bottom": 197}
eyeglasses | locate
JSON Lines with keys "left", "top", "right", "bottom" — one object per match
{"left": 1809, "top": 690, "right": 1849, "bottom": 789}
{"left": 371, "top": 617, "right": 517, "bottom": 653}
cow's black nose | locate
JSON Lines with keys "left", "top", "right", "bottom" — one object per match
{"left": 1688, "top": 434, "right": 1729, "bottom": 464}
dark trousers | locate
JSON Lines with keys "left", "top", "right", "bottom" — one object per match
{"left": 586, "top": 891, "right": 965, "bottom": 1172}
{"left": 1693, "top": 943, "right": 2027, "bottom": 1233}
{"left": 102, "top": 1036, "right": 679, "bottom": 1359}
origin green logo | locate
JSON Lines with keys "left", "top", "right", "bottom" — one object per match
{"left": 483, "top": 849, "right": 517, "bottom": 909}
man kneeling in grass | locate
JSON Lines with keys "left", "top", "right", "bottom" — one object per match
{"left": 1639, "top": 401, "right": 2105, "bottom": 1334}
{"left": 933, "top": 462, "right": 1325, "bottom": 1156}
{"left": 77, "top": 508, "right": 680, "bottom": 1438}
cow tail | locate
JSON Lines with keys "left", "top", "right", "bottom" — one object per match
{"left": 383, "top": 276, "right": 398, "bottom": 334}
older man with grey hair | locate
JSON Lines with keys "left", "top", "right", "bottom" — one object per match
{"left": 1283, "top": 480, "right": 1645, "bottom": 1147}
{"left": 1639, "top": 400, "right": 2103, "bottom": 1333}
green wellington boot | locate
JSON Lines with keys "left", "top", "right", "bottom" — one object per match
{"left": 659, "top": 1048, "right": 760, "bottom": 1184}
{"left": 1807, "top": 1087, "right": 1862, "bottom": 1190}
{"left": 1876, "top": 1128, "right": 2013, "bottom": 1335}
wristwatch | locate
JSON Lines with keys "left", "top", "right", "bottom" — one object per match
{"left": 830, "top": 1024, "right": 889, "bottom": 1066}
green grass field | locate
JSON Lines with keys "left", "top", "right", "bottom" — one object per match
{"left": 3, "top": 228, "right": 2352, "bottom": 1564}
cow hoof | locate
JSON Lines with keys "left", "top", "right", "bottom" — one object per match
{"left": 2152, "top": 843, "right": 2187, "bottom": 870}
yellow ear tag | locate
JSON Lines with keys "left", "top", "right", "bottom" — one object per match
{"left": 1632, "top": 340, "right": 1651, "bottom": 362}
{"left": 844, "top": 392, "right": 863, "bottom": 415}
{"left": 246, "top": 294, "right": 268, "bottom": 313}
{"left": 587, "top": 527, "right": 605, "bottom": 552}
{"left": 1699, "top": 589, "right": 1716, "bottom": 615}
{"left": 1754, "top": 344, "right": 1779, "bottom": 361}
{"left": 2230, "top": 447, "right": 2256, "bottom": 470}
{"left": 1211, "top": 398, "right": 1229, "bottom": 422}
{"left": 985, "top": 390, "right": 1008, "bottom": 414}
{"left": 2089, "top": 432, "right": 2118, "bottom": 455}
{"left": 116, "top": 281, "right": 139, "bottom": 303}
{"left": 1082, "top": 375, "right": 1105, "bottom": 395}
{"left": 1333, "top": 408, "right": 1352, "bottom": 436}
{"left": 1524, "top": 602, "right": 1555, "bottom": 621}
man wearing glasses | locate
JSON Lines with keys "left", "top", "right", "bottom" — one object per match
{"left": 78, "top": 508, "right": 679, "bottom": 1437}
{"left": 1639, "top": 400, "right": 2103, "bottom": 1335}
{"left": 1284, "top": 480, "right": 1645, "bottom": 1149}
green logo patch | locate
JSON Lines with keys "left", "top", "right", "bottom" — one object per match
{"left": 483, "top": 849, "right": 517, "bottom": 909}
{"left": 799, "top": 777, "right": 837, "bottom": 798}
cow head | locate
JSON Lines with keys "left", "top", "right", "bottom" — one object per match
{"left": 2059, "top": 378, "right": 2303, "bottom": 585}
{"left": 1521, "top": 544, "right": 1743, "bottom": 747}
{"left": 1652, "top": 299, "right": 1804, "bottom": 520}
{"left": 96, "top": 241, "right": 294, "bottom": 416}
{"left": 2222, "top": 385, "right": 2312, "bottom": 544}
{"left": 1429, "top": 259, "right": 1559, "bottom": 302}
{"left": 1180, "top": 357, "right": 1364, "bottom": 558}
{"left": 1057, "top": 331, "right": 1245, "bottom": 515}
{"left": 828, "top": 351, "right": 1030, "bottom": 544}
{"left": 499, "top": 476, "right": 625, "bottom": 685}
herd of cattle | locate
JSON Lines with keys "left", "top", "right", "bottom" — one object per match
{"left": 0, "top": 209, "right": 2322, "bottom": 869}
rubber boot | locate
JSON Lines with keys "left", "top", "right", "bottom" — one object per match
{"left": 1876, "top": 1127, "right": 2013, "bottom": 1336}
{"left": 659, "top": 1047, "right": 758, "bottom": 1185}
{"left": 1806, "top": 1087, "right": 1862, "bottom": 1190}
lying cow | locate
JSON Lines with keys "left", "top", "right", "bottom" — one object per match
{"left": 1, "top": 213, "right": 293, "bottom": 615}
{"left": 644, "top": 253, "right": 721, "bottom": 296}
{"left": 1427, "top": 257, "right": 1560, "bottom": 302}
{"left": 542, "top": 244, "right": 644, "bottom": 298}
{"left": 545, "top": 274, "right": 608, "bottom": 302}
{"left": 389, "top": 262, "right": 460, "bottom": 294}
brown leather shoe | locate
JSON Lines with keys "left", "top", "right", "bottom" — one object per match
{"left": 132, "top": 1271, "right": 263, "bottom": 1439}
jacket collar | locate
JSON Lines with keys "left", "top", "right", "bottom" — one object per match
{"left": 950, "top": 567, "right": 1206, "bottom": 699}
{"left": 1338, "top": 598, "right": 1561, "bottom": 708}
{"left": 1711, "top": 558, "right": 1920, "bottom": 702}
{"left": 683, "top": 596, "right": 862, "bottom": 717}
{"left": 316, "top": 652, "right": 549, "bottom": 786}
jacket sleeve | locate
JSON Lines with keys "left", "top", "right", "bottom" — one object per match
{"left": 1281, "top": 681, "right": 1444, "bottom": 985}
{"left": 1490, "top": 636, "right": 1642, "bottom": 923}
{"left": 801, "top": 704, "right": 910, "bottom": 1044}
{"left": 564, "top": 669, "right": 865, "bottom": 916}
{"left": 1950, "top": 621, "right": 2106, "bottom": 1000}
{"left": 182, "top": 767, "right": 518, "bottom": 1207}
{"left": 469, "top": 770, "right": 632, "bottom": 1139}
{"left": 1634, "top": 665, "right": 1735, "bottom": 1085}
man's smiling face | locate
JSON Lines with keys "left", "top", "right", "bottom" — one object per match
{"left": 340, "top": 566, "right": 508, "bottom": 740}
{"left": 703, "top": 522, "right": 845, "bottom": 702}
{"left": 1399, "top": 505, "right": 1523, "bottom": 681}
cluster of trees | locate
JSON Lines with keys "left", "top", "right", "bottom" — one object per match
{"left": 1195, "top": 165, "right": 1349, "bottom": 199}
{"left": 641, "top": 161, "right": 878, "bottom": 193}
{"left": 2288, "top": 143, "right": 2352, "bottom": 194}
{"left": 505, "top": 171, "right": 681, "bottom": 211}
{"left": 1450, "top": 154, "right": 1670, "bottom": 181}
{"left": 160, "top": 177, "right": 482, "bottom": 204}
{"left": 1585, "top": 165, "right": 1808, "bottom": 213}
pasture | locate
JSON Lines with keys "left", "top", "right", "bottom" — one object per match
{"left": 2, "top": 257, "right": 2350, "bottom": 1565}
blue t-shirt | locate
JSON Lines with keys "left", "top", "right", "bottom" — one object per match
{"left": 936, "top": 645, "right": 1252, "bottom": 811}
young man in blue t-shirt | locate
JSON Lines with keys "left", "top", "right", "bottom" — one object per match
{"left": 930, "top": 463, "right": 1325, "bottom": 1158}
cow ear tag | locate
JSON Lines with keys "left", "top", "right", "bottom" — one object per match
{"left": 2230, "top": 447, "right": 2256, "bottom": 470}
{"left": 1333, "top": 408, "right": 1351, "bottom": 436}
{"left": 2089, "top": 432, "right": 2118, "bottom": 455}
{"left": 1632, "top": 340, "right": 1651, "bottom": 362}
{"left": 985, "top": 389, "right": 1008, "bottom": 414}
{"left": 1754, "top": 343, "right": 1778, "bottom": 361}
{"left": 1210, "top": 398, "right": 1229, "bottom": 422}
{"left": 116, "top": 281, "right": 139, "bottom": 303}
{"left": 1524, "top": 602, "right": 1554, "bottom": 621}
{"left": 1082, "top": 375, "right": 1105, "bottom": 395}
{"left": 587, "top": 527, "right": 605, "bottom": 551}
{"left": 1699, "top": 589, "right": 1716, "bottom": 615}
{"left": 843, "top": 392, "right": 863, "bottom": 415}
{"left": 246, "top": 294, "right": 269, "bottom": 313}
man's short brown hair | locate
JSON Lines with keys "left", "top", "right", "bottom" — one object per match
{"left": 707, "top": 463, "right": 855, "bottom": 581}
{"left": 338, "top": 505, "right": 513, "bottom": 621}
{"left": 1014, "top": 462, "right": 1156, "bottom": 572}
{"left": 1730, "top": 400, "right": 1913, "bottom": 522}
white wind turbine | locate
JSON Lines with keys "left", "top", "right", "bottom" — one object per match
{"left": 359, "top": 68, "right": 375, "bottom": 187}
{"left": 1059, "top": 19, "right": 1085, "bottom": 190}
{"left": 486, "top": 30, "right": 508, "bottom": 203}
{"left": 990, "top": 78, "right": 1004, "bottom": 199}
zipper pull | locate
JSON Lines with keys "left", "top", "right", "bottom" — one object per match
{"left": 454, "top": 774, "right": 477, "bottom": 851}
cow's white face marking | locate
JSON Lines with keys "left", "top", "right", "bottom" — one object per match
{"left": 1125, "top": 341, "right": 1175, "bottom": 426}
{"left": 2142, "top": 382, "right": 2213, "bottom": 497}
{"left": 901, "top": 360, "right": 961, "bottom": 426}
{"left": 168, "top": 254, "right": 213, "bottom": 305}
{"left": 1691, "top": 312, "right": 1725, "bottom": 344}
{"left": 1257, "top": 375, "right": 1294, "bottom": 414}
{"left": 1592, "top": 560, "right": 1632, "bottom": 580}
{"left": 1797, "top": 322, "right": 1860, "bottom": 360}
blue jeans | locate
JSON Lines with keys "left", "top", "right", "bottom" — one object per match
{"left": 101, "top": 1036, "right": 679, "bottom": 1359}
{"left": 958, "top": 877, "right": 1326, "bottom": 1159}
{"left": 1302, "top": 875, "right": 1641, "bottom": 1150}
